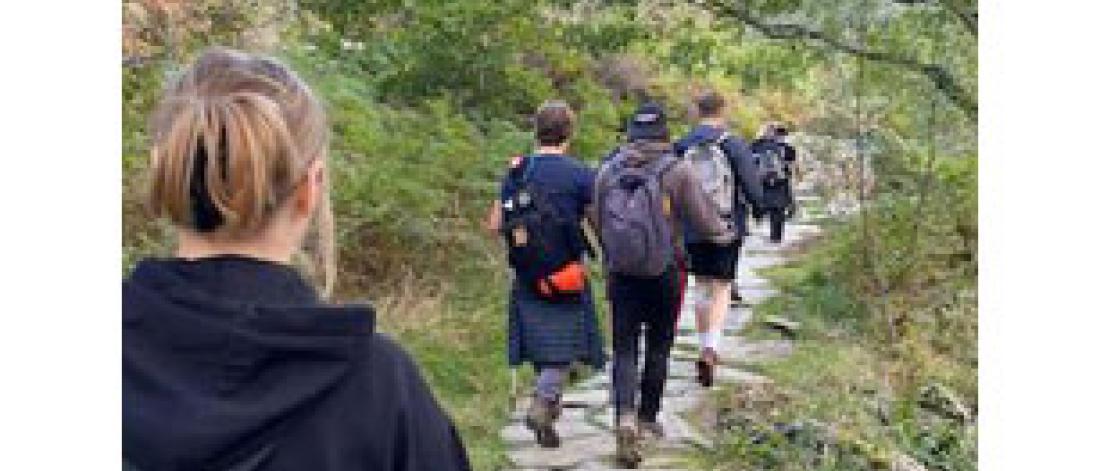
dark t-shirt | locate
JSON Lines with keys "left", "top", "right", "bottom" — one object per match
{"left": 501, "top": 153, "right": 594, "bottom": 221}
{"left": 500, "top": 153, "right": 595, "bottom": 258}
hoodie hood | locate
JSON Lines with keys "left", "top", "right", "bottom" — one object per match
{"left": 123, "top": 256, "right": 374, "bottom": 470}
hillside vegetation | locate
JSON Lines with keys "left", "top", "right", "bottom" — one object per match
{"left": 122, "top": 1, "right": 977, "bottom": 469}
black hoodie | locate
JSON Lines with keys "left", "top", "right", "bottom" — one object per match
{"left": 123, "top": 256, "right": 471, "bottom": 471}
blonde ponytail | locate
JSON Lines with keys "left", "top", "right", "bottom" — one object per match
{"left": 147, "top": 48, "right": 336, "bottom": 296}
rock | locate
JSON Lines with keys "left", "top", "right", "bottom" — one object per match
{"left": 501, "top": 422, "right": 536, "bottom": 446}
{"left": 561, "top": 388, "right": 610, "bottom": 408}
{"left": 725, "top": 337, "right": 792, "bottom": 364}
{"left": 871, "top": 396, "right": 893, "bottom": 425}
{"left": 660, "top": 393, "right": 703, "bottom": 415}
{"left": 891, "top": 452, "right": 930, "bottom": 471}
{"left": 665, "top": 358, "right": 699, "bottom": 380}
{"left": 918, "top": 383, "right": 972, "bottom": 423}
{"left": 737, "top": 287, "right": 779, "bottom": 306}
{"left": 502, "top": 409, "right": 605, "bottom": 446}
{"left": 762, "top": 315, "right": 800, "bottom": 337}
{"left": 574, "top": 373, "right": 610, "bottom": 391}
{"left": 507, "top": 433, "right": 616, "bottom": 469}
{"left": 658, "top": 412, "right": 712, "bottom": 449}
{"left": 716, "top": 366, "right": 773, "bottom": 385}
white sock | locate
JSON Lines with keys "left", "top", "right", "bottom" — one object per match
{"left": 698, "top": 331, "right": 709, "bottom": 347}
{"left": 705, "top": 331, "right": 722, "bottom": 351}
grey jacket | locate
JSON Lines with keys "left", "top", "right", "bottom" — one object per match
{"left": 593, "top": 141, "right": 734, "bottom": 246}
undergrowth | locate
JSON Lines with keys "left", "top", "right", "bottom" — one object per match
{"left": 699, "top": 157, "right": 977, "bottom": 470}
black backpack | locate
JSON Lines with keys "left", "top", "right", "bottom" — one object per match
{"left": 755, "top": 140, "right": 787, "bottom": 184}
{"left": 500, "top": 156, "right": 581, "bottom": 299}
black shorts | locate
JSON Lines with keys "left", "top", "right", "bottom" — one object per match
{"left": 686, "top": 242, "right": 735, "bottom": 280}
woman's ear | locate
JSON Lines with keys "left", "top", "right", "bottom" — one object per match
{"left": 294, "top": 159, "right": 325, "bottom": 218}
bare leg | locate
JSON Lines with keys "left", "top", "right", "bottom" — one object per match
{"left": 693, "top": 276, "right": 712, "bottom": 338}
{"left": 705, "top": 281, "right": 733, "bottom": 349}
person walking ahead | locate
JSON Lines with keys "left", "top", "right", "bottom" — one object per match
{"left": 487, "top": 100, "right": 605, "bottom": 449}
{"left": 123, "top": 48, "right": 470, "bottom": 471}
{"left": 673, "top": 91, "right": 765, "bottom": 386}
{"left": 752, "top": 122, "right": 798, "bottom": 242}
{"left": 594, "top": 102, "right": 733, "bottom": 468}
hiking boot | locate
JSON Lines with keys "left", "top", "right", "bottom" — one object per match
{"left": 550, "top": 396, "right": 563, "bottom": 421}
{"left": 638, "top": 419, "right": 665, "bottom": 441}
{"left": 696, "top": 347, "right": 719, "bottom": 388}
{"left": 615, "top": 414, "right": 643, "bottom": 468}
{"left": 524, "top": 396, "right": 561, "bottom": 448}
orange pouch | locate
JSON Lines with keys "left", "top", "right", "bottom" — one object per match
{"left": 538, "top": 261, "right": 586, "bottom": 297}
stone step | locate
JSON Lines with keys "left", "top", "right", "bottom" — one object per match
{"left": 671, "top": 336, "right": 793, "bottom": 365}
{"left": 762, "top": 315, "right": 801, "bottom": 337}
{"left": 675, "top": 306, "right": 753, "bottom": 334}
{"left": 507, "top": 433, "right": 616, "bottom": 469}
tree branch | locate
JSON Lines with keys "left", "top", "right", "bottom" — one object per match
{"left": 700, "top": 0, "right": 976, "bottom": 120}
{"left": 940, "top": 0, "right": 978, "bottom": 37}
{"left": 891, "top": 0, "right": 976, "bottom": 37}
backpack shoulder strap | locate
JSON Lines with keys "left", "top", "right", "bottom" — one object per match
{"left": 604, "top": 147, "right": 625, "bottom": 170}
{"left": 519, "top": 154, "right": 537, "bottom": 183}
{"left": 655, "top": 152, "right": 678, "bottom": 177}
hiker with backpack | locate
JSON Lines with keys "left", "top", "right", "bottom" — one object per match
{"left": 673, "top": 91, "right": 766, "bottom": 387}
{"left": 752, "top": 122, "right": 798, "bottom": 242}
{"left": 486, "top": 100, "right": 605, "bottom": 449}
{"left": 594, "top": 102, "right": 735, "bottom": 468}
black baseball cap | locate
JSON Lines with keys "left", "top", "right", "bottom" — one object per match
{"left": 627, "top": 102, "right": 669, "bottom": 142}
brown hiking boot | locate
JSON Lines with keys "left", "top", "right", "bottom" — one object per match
{"left": 615, "top": 413, "right": 643, "bottom": 468}
{"left": 696, "top": 347, "right": 719, "bottom": 387}
{"left": 638, "top": 419, "right": 665, "bottom": 441}
{"left": 524, "top": 396, "right": 561, "bottom": 448}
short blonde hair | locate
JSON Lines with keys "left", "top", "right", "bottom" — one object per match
{"left": 146, "top": 47, "right": 336, "bottom": 295}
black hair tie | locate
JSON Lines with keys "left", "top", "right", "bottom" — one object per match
{"left": 189, "top": 131, "right": 228, "bottom": 232}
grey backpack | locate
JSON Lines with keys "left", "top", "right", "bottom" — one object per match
{"left": 684, "top": 133, "right": 734, "bottom": 218}
{"left": 598, "top": 152, "right": 677, "bottom": 277}
{"left": 756, "top": 141, "right": 787, "bottom": 183}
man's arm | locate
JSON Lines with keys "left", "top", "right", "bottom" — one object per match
{"left": 726, "top": 139, "right": 765, "bottom": 209}
{"left": 784, "top": 144, "right": 799, "bottom": 180}
{"left": 483, "top": 200, "right": 502, "bottom": 234}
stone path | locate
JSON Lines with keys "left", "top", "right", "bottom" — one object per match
{"left": 502, "top": 188, "right": 826, "bottom": 470}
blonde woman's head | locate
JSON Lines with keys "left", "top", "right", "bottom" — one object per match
{"left": 146, "top": 47, "right": 336, "bottom": 296}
